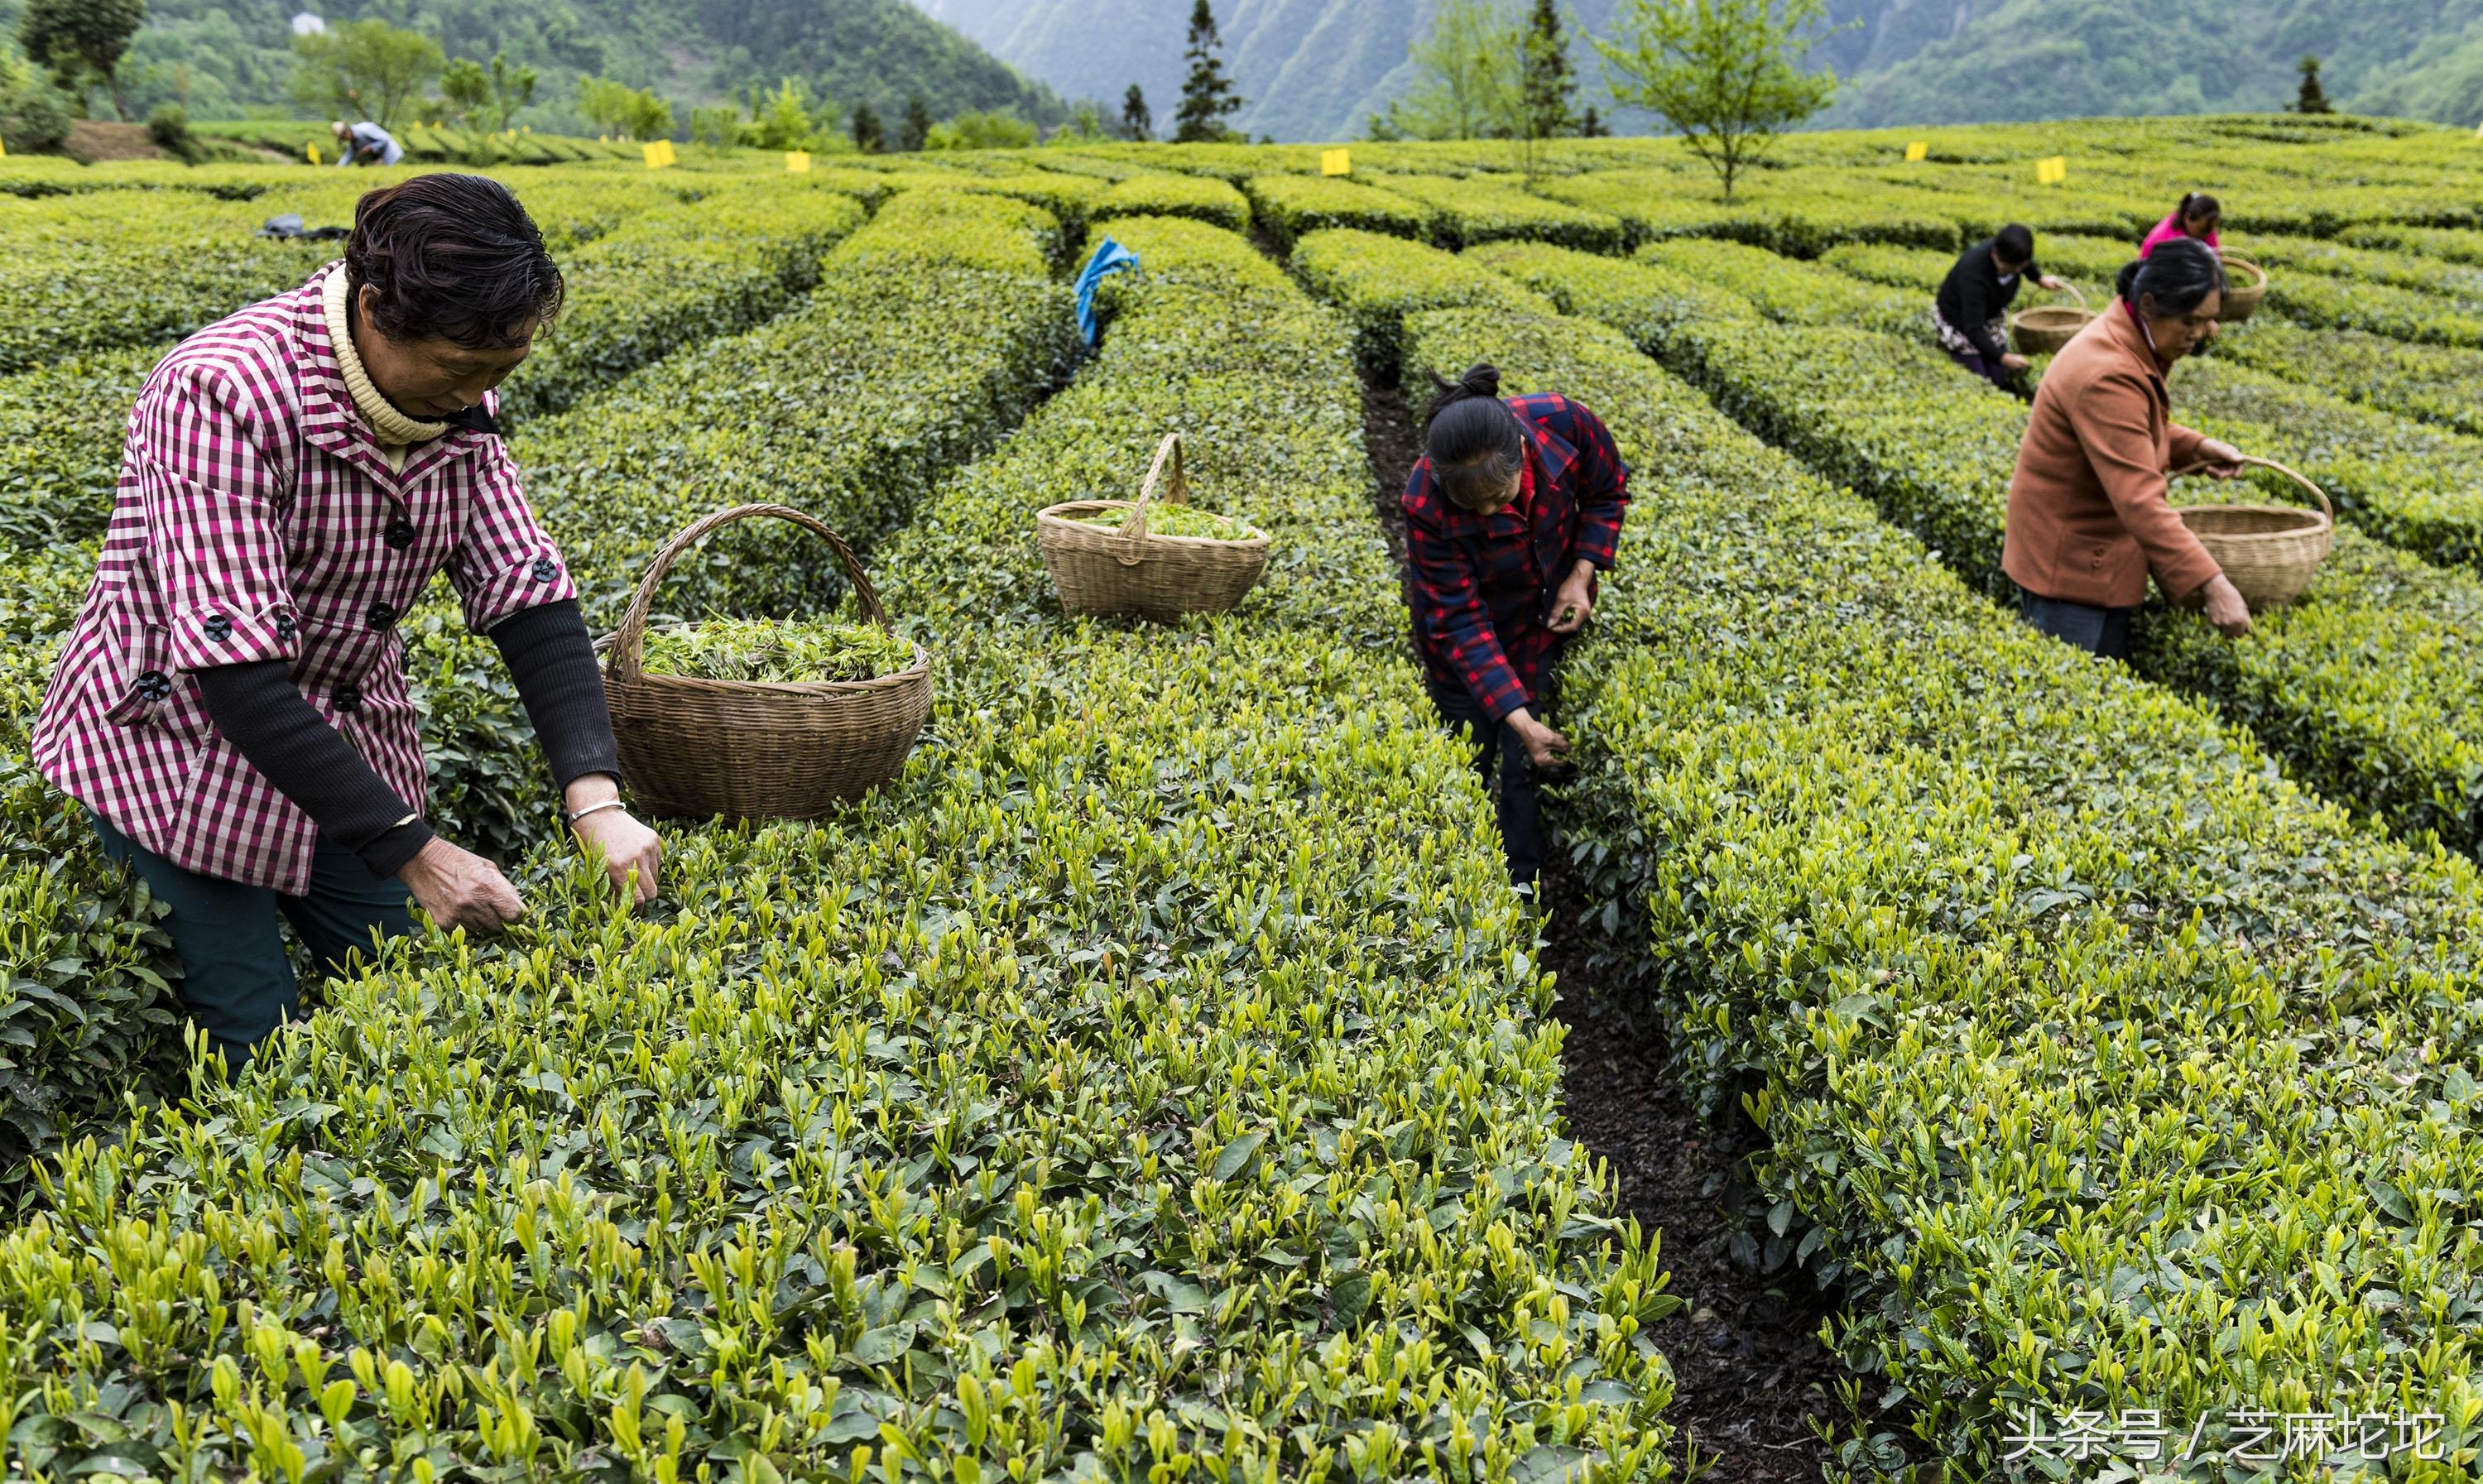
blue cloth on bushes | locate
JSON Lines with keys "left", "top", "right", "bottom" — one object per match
{"left": 1073, "top": 238, "right": 1140, "bottom": 345}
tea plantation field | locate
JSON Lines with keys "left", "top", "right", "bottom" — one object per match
{"left": 1, "top": 113, "right": 2480, "bottom": 1480}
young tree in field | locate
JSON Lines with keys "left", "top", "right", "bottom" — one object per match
{"left": 1373, "top": 0, "right": 1520, "bottom": 142}
{"left": 439, "top": 51, "right": 536, "bottom": 138}
{"left": 1595, "top": 0, "right": 1838, "bottom": 201}
{"left": 851, "top": 101, "right": 886, "bottom": 151}
{"left": 689, "top": 103, "right": 740, "bottom": 146}
{"left": 899, "top": 92, "right": 933, "bottom": 151}
{"left": 578, "top": 74, "right": 673, "bottom": 141}
{"left": 2291, "top": 55, "right": 2333, "bottom": 114}
{"left": 1173, "top": 0, "right": 1244, "bottom": 143}
{"left": 1121, "top": 83, "right": 1152, "bottom": 141}
{"left": 1511, "top": 0, "right": 1582, "bottom": 180}
{"left": 20, "top": 0, "right": 147, "bottom": 120}
{"left": 1578, "top": 103, "right": 1608, "bottom": 137}
{"left": 291, "top": 17, "right": 442, "bottom": 130}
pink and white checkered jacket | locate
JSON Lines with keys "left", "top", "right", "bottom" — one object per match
{"left": 31, "top": 263, "right": 576, "bottom": 895}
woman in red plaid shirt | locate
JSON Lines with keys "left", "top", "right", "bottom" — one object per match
{"left": 31, "top": 175, "right": 662, "bottom": 1074}
{"left": 1402, "top": 363, "right": 1628, "bottom": 888}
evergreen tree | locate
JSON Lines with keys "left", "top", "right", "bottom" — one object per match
{"left": 899, "top": 91, "right": 933, "bottom": 151}
{"left": 1578, "top": 103, "right": 1608, "bottom": 137}
{"left": 2291, "top": 54, "right": 2333, "bottom": 115}
{"left": 18, "top": 0, "right": 145, "bottom": 121}
{"left": 1520, "top": 0, "right": 1578, "bottom": 139}
{"left": 1121, "top": 82, "right": 1152, "bottom": 141}
{"left": 1173, "top": 0, "right": 1244, "bottom": 143}
{"left": 852, "top": 100, "right": 885, "bottom": 151}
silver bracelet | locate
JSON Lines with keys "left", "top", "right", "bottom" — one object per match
{"left": 564, "top": 799, "right": 628, "bottom": 828}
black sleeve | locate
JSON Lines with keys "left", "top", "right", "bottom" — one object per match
{"left": 1957, "top": 270, "right": 2007, "bottom": 363}
{"left": 192, "top": 662, "right": 435, "bottom": 878}
{"left": 488, "top": 599, "right": 621, "bottom": 792}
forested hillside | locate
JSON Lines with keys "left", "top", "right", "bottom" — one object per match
{"left": 916, "top": 0, "right": 2483, "bottom": 139}
{"left": 9, "top": 0, "right": 1066, "bottom": 133}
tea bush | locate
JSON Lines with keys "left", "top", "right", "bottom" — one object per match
{"left": 1362, "top": 174, "right": 1624, "bottom": 252}
{"left": 1093, "top": 173, "right": 1250, "bottom": 233}
{"left": 1288, "top": 228, "right": 1551, "bottom": 381}
{"left": 1244, "top": 175, "right": 1433, "bottom": 252}
{"left": 1631, "top": 238, "right": 1923, "bottom": 334}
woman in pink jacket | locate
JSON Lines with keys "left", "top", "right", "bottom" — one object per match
{"left": 2139, "top": 192, "right": 2221, "bottom": 258}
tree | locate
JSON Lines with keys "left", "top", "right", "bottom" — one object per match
{"left": 2291, "top": 54, "right": 2333, "bottom": 115}
{"left": 290, "top": 17, "right": 441, "bottom": 130}
{"left": 689, "top": 103, "right": 741, "bottom": 146}
{"left": 0, "top": 50, "right": 72, "bottom": 151}
{"left": 899, "top": 93, "right": 932, "bottom": 151}
{"left": 1578, "top": 103, "right": 1609, "bottom": 137}
{"left": 928, "top": 108, "right": 1037, "bottom": 150}
{"left": 1173, "top": 0, "right": 1244, "bottom": 143}
{"left": 1374, "top": 0, "right": 1520, "bottom": 142}
{"left": 1520, "top": 0, "right": 1578, "bottom": 138}
{"left": 1595, "top": 0, "right": 1838, "bottom": 201}
{"left": 19, "top": 0, "right": 147, "bottom": 121}
{"left": 577, "top": 74, "right": 672, "bottom": 141}
{"left": 439, "top": 51, "right": 536, "bottom": 137}
{"left": 1121, "top": 83, "right": 1152, "bottom": 142}
{"left": 744, "top": 77, "right": 828, "bottom": 150}
{"left": 852, "top": 101, "right": 885, "bottom": 152}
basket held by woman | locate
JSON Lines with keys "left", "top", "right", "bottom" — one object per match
{"left": 2216, "top": 254, "right": 2269, "bottom": 322}
{"left": 602, "top": 503, "right": 932, "bottom": 821}
{"left": 2173, "top": 453, "right": 2331, "bottom": 607}
{"left": 1035, "top": 431, "right": 1271, "bottom": 622}
{"left": 2010, "top": 281, "right": 2094, "bottom": 356}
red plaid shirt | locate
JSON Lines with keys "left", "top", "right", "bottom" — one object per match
{"left": 31, "top": 264, "right": 576, "bottom": 895}
{"left": 1403, "top": 393, "right": 1628, "bottom": 720}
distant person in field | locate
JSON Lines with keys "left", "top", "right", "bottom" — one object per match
{"left": 30, "top": 174, "right": 661, "bottom": 1076}
{"left": 2003, "top": 238, "right": 2253, "bottom": 660}
{"left": 332, "top": 119, "right": 404, "bottom": 167}
{"left": 2140, "top": 191, "right": 2221, "bottom": 257}
{"left": 1933, "top": 223, "right": 2071, "bottom": 385}
{"left": 1403, "top": 363, "right": 1629, "bottom": 890}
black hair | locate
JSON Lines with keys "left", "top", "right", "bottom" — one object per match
{"left": 345, "top": 174, "right": 564, "bottom": 349}
{"left": 1420, "top": 363, "right": 1525, "bottom": 511}
{"left": 2176, "top": 191, "right": 2221, "bottom": 228}
{"left": 1994, "top": 223, "right": 2034, "bottom": 266}
{"left": 2116, "top": 236, "right": 2226, "bottom": 315}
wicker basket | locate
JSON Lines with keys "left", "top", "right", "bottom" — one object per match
{"left": 2216, "top": 254, "right": 2269, "bottom": 322}
{"left": 1035, "top": 432, "right": 1272, "bottom": 622}
{"left": 2171, "top": 454, "right": 2332, "bottom": 607}
{"left": 2010, "top": 281, "right": 2094, "bottom": 356}
{"left": 601, "top": 503, "right": 932, "bottom": 821}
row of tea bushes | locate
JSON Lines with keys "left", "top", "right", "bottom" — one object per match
{"left": 1093, "top": 173, "right": 1251, "bottom": 233}
{"left": 1631, "top": 238, "right": 1923, "bottom": 335}
{"left": 1289, "top": 228, "right": 1552, "bottom": 382}
{"left": 0, "top": 212, "right": 1679, "bottom": 1483}
{"left": 1401, "top": 299, "right": 2483, "bottom": 1478}
{"left": 493, "top": 185, "right": 868, "bottom": 424}
{"left": 1644, "top": 300, "right": 2483, "bottom": 856}
{"left": 2341, "top": 221, "right": 2483, "bottom": 264}
{"left": 1363, "top": 174, "right": 1625, "bottom": 253}
{"left": 2213, "top": 318, "right": 2483, "bottom": 439}
{"left": 1531, "top": 170, "right": 1967, "bottom": 257}
{"left": 0, "top": 170, "right": 710, "bottom": 375}
{"left": 2243, "top": 232, "right": 2483, "bottom": 304}
{"left": 1245, "top": 175, "right": 1434, "bottom": 252}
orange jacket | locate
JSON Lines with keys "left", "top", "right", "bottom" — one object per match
{"left": 2003, "top": 305, "right": 2221, "bottom": 608}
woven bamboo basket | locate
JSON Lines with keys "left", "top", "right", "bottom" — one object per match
{"left": 2010, "top": 281, "right": 2094, "bottom": 356}
{"left": 1035, "top": 432, "right": 1272, "bottom": 622}
{"left": 2216, "top": 254, "right": 2269, "bottom": 322}
{"left": 2171, "top": 454, "right": 2332, "bottom": 607}
{"left": 601, "top": 503, "right": 931, "bottom": 821}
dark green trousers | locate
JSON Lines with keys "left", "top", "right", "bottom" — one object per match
{"left": 89, "top": 812, "right": 415, "bottom": 1074}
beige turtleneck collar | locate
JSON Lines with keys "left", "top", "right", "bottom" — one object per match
{"left": 321, "top": 267, "right": 449, "bottom": 472}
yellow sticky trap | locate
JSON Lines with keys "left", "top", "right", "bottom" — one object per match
{"left": 1320, "top": 148, "right": 1351, "bottom": 176}
{"left": 1904, "top": 141, "right": 1928, "bottom": 162}
{"left": 785, "top": 151, "right": 811, "bottom": 173}
{"left": 643, "top": 139, "right": 676, "bottom": 168}
{"left": 2037, "top": 155, "right": 2067, "bottom": 185}
{"left": 659, "top": 139, "right": 677, "bottom": 166}
{"left": 307, "top": 142, "right": 320, "bottom": 165}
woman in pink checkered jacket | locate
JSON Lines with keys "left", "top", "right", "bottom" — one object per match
{"left": 31, "top": 174, "right": 662, "bottom": 1074}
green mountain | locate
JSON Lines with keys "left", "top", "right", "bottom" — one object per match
{"left": 1817, "top": 0, "right": 2483, "bottom": 128}
{"left": 912, "top": 0, "right": 2483, "bottom": 140}
{"left": 53, "top": 0, "right": 1068, "bottom": 133}
{"left": 914, "top": 0, "right": 1631, "bottom": 142}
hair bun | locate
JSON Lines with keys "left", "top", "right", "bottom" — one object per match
{"left": 1458, "top": 363, "right": 1501, "bottom": 397}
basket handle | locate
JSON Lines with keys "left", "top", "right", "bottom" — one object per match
{"left": 1119, "top": 432, "right": 1187, "bottom": 566}
{"left": 2055, "top": 279, "right": 2087, "bottom": 310}
{"left": 606, "top": 502, "right": 887, "bottom": 687}
{"left": 2170, "top": 452, "right": 2333, "bottom": 523}
{"left": 2221, "top": 252, "right": 2266, "bottom": 287}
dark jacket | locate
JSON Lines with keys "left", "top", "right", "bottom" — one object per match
{"left": 1935, "top": 238, "right": 2043, "bottom": 364}
{"left": 1402, "top": 393, "right": 1629, "bottom": 720}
